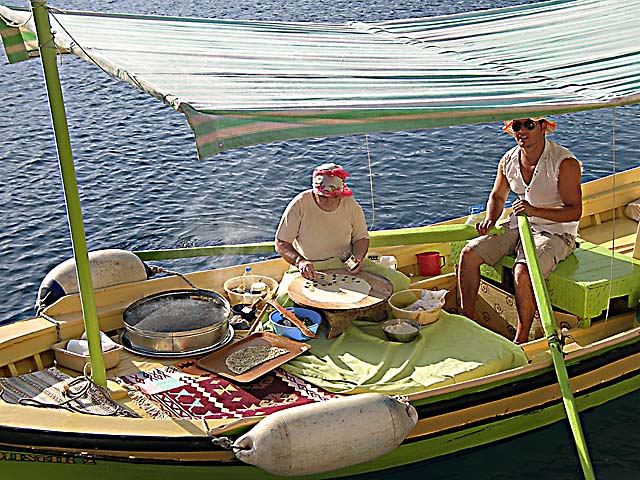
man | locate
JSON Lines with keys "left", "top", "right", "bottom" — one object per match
{"left": 458, "top": 117, "right": 582, "bottom": 343}
{"left": 275, "top": 163, "right": 370, "bottom": 280}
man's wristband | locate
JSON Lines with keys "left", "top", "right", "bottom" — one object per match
{"left": 294, "top": 256, "right": 304, "bottom": 267}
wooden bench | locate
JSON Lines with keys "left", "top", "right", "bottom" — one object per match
{"left": 451, "top": 239, "right": 640, "bottom": 327}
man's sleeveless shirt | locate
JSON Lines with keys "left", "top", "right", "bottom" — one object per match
{"left": 502, "top": 139, "right": 581, "bottom": 236}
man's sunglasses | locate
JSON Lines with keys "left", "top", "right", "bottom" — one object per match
{"left": 512, "top": 119, "right": 540, "bottom": 132}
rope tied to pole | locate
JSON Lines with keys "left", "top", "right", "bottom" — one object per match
{"left": 148, "top": 265, "right": 198, "bottom": 290}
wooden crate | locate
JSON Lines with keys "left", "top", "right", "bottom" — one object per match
{"left": 475, "top": 280, "right": 580, "bottom": 341}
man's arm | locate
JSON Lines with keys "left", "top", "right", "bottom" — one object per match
{"left": 476, "top": 160, "right": 511, "bottom": 235}
{"left": 514, "top": 157, "right": 582, "bottom": 222}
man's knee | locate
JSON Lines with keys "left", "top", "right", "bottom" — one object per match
{"left": 513, "top": 263, "right": 532, "bottom": 287}
{"left": 460, "top": 245, "right": 484, "bottom": 269}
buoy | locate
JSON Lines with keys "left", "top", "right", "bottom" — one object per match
{"left": 232, "top": 393, "right": 418, "bottom": 476}
{"left": 36, "top": 249, "right": 153, "bottom": 311}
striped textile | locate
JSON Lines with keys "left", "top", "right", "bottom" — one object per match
{"left": 0, "top": 367, "right": 136, "bottom": 417}
{"left": 1, "top": 0, "right": 640, "bottom": 157}
{"left": 0, "top": 21, "right": 30, "bottom": 63}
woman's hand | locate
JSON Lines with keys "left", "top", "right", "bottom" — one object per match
{"left": 297, "top": 259, "right": 317, "bottom": 280}
{"left": 349, "top": 258, "right": 364, "bottom": 274}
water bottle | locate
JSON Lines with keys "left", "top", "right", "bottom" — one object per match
{"left": 242, "top": 266, "right": 252, "bottom": 303}
{"left": 465, "top": 205, "right": 486, "bottom": 225}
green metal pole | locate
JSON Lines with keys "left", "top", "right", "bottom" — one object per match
{"left": 517, "top": 215, "right": 595, "bottom": 479}
{"left": 31, "top": 1, "right": 107, "bottom": 386}
{"left": 134, "top": 224, "right": 504, "bottom": 261}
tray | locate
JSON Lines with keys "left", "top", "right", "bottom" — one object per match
{"left": 196, "top": 332, "right": 310, "bottom": 382}
{"left": 119, "top": 326, "right": 234, "bottom": 358}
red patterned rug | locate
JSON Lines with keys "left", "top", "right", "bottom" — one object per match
{"left": 118, "top": 360, "right": 338, "bottom": 420}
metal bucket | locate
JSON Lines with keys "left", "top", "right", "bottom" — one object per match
{"left": 122, "top": 289, "right": 231, "bottom": 356}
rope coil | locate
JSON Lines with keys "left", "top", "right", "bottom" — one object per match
{"left": 3, "top": 364, "right": 125, "bottom": 416}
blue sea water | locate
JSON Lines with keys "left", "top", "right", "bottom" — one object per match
{"left": 0, "top": 0, "right": 639, "bottom": 478}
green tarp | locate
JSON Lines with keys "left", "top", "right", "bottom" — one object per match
{"left": 1, "top": 0, "right": 640, "bottom": 158}
{"left": 277, "top": 311, "right": 528, "bottom": 395}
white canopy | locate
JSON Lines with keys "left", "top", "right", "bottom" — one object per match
{"left": 1, "top": 0, "right": 639, "bottom": 158}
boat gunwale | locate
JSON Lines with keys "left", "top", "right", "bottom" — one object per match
{"left": 1, "top": 317, "right": 639, "bottom": 439}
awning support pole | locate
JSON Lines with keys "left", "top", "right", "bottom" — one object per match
{"left": 30, "top": 0, "right": 107, "bottom": 386}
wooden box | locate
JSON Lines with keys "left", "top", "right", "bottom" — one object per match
{"left": 475, "top": 280, "right": 580, "bottom": 341}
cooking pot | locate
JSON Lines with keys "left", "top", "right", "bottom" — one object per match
{"left": 122, "top": 288, "right": 231, "bottom": 355}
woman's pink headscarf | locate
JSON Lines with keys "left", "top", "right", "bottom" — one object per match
{"left": 312, "top": 163, "right": 353, "bottom": 198}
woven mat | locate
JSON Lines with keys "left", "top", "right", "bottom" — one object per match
{"left": 117, "top": 360, "right": 338, "bottom": 420}
{"left": 0, "top": 367, "right": 137, "bottom": 417}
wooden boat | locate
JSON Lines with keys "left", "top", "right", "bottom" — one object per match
{"left": 4, "top": 166, "right": 640, "bottom": 477}
{"left": 2, "top": 0, "right": 640, "bottom": 478}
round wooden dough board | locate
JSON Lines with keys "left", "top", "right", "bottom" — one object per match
{"left": 288, "top": 269, "right": 393, "bottom": 310}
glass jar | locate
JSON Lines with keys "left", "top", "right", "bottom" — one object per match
{"left": 340, "top": 251, "right": 358, "bottom": 271}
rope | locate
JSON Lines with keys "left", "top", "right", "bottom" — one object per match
{"left": 39, "top": 311, "right": 63, "bottom": 343}
{"left": 149, "top": 265, "right": 198, "bottom": 289}
{"left": 603, "top": 107, "right": 617, "bottom": 324}
{"left": 203, "top": 419, "right": 241, "bottom": 451}
{"left": 47, "top": 8, "right": 146, "bottom": 92}
{"left": 365, "top": 133, "right": 376, "bottom": 231}
{"left": 0, "top": 10, "right": 33, "bottom": 28}
{"left": 211, "top": 436, "right": 234, "bottom": 450}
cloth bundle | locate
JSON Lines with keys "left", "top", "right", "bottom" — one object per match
{"left": 66, "top": 331, "right": 119, "bottom": 356}
{"left": 406, "top": 289, "right": 448, "bottom": 312}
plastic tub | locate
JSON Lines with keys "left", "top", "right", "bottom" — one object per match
{"left": 269, "top": 307, "right": 322, "bottom": 341}
{"left": 223, "top": 274, "right": 278, "bottom": 305}
{"left": 53, "top": 341, "right": 122, "bottom": 372}
{"left": 388, "top": 289, "right": 444, "bottom": 325}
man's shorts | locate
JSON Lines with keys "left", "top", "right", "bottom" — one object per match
{"left": 466, "top": 227, "right": 576, "bottom": 277}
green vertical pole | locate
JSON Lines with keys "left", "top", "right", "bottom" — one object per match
{"left": 517, "top": 215, "right": 594, "bottom": 479}
{"left": 31, "top": 1, "right": 107, "bottom": 386}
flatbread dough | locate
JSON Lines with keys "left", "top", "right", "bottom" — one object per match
{"left": 225, "top": 345, "right": 289, "bottom": 374}
{"left": 302, "top": 272, "right": 371, "bottom": 304}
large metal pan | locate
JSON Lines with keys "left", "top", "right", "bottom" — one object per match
{"left": 122, "top": 288, "right": 231, "bottom": 355}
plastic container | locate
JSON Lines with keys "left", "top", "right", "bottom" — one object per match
{"left": 341, "top": 251, "right": 358, "bottom": 271}
{"left": 270, "top": 307, "right": 322, "bottom": 341}
{"left": 224, "top": 274, "right": 279, "bottom": 305}
{"left": 465, "top": 205, "right": 486, "bottom": 225}
{"left": 388, "top": 289, "right": 445, "bottom": 325}
{"left": 242, "top": 267, "right": 253, "bottom": 303}
{"left": 53, "top": 340, "right": 122, "bottom": 372}
{"left": 379, "top": 255, "right": 397, "bottom": 270}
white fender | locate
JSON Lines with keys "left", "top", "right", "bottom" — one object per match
{"left": 233, "top": 392, "right": 418, "bottom": 476}
{"left": 36, "top": 249, "right": 151, "bottom": 310}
